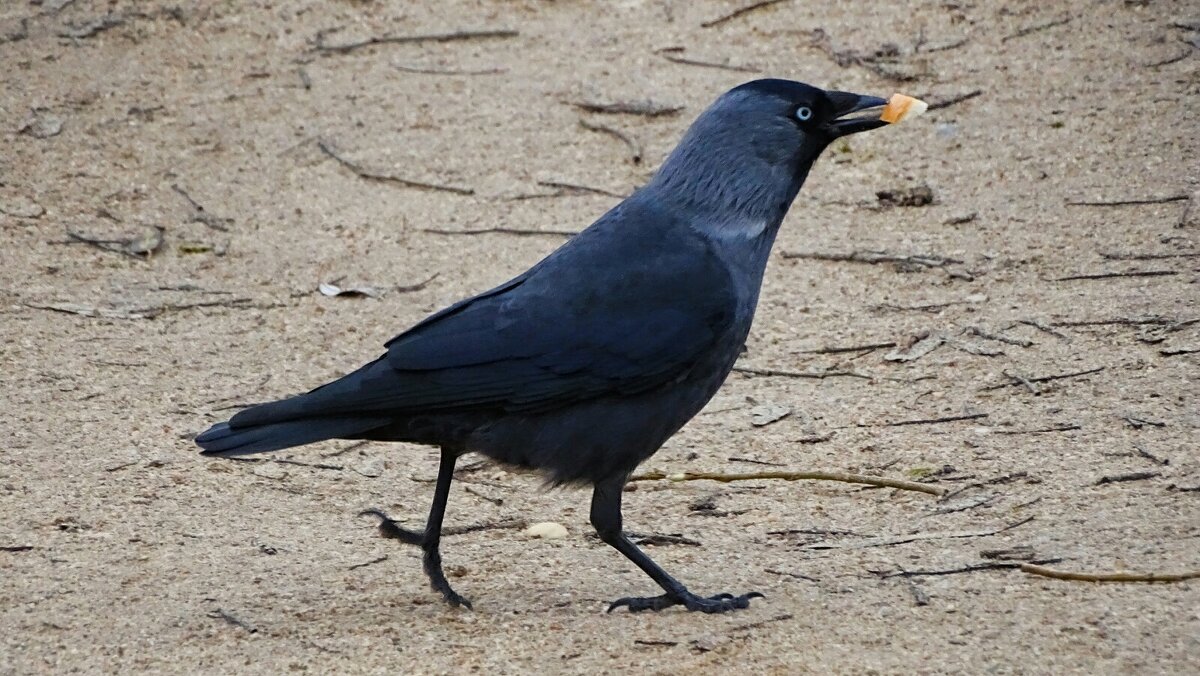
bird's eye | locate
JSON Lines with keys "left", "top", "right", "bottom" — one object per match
{"left": 795, "top": 106, "right": 813, "bottom": 122}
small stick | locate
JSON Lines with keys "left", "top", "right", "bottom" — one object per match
{"left": 464, "top": 485, "right": 503, "bottom": 506}
{"left": 1017, "top": 318, "right": 1071, "bottom": 341}
{"left": 927, "top": 89, "right": 982, "bottom": 111}
{"left": 1132, "top": 443, "right": 1168, "bottom": 466}
{"left": 782, "top": 250, "right": 962, "bottom": 267}
{"left": 878, "top": 412, "right": 988, "bottom": 427}
{"left": 421, "top": 227, "right": 577, "bottom": 237}
{"left": 579, "top": 120, "right": 642, "bottom": 164}
{"left": 629, "top": 532, "right": 701, "bottom": 547}
{"left": 207, "top": 609, "right": 257, "bottom": 634}
{"left": 728, "top": 456, "right": 785, "bottom": 467}
{"left": 171, "top": 184, "right": 231, "bottom": 231}
{"left": 882, "top": 558, "right": 1063, "bottom": 578}
{"left": 659, "top": 53, "right": 758, "bottom": 73}
{"left": 1054, "top": 270, "right": 1177, "bottom": 281}
{"left": 348, "top": 555, "right": 388, "bottom": 570}
{"left": 732, "top": 366, "right": 871, "bottom": 380}
{"left": 628, "top": 470, "right": 946, "bottom": 497}
{"left": 800, "top": 341, "right": 896, "bottom": 354}
{"left": 1160, "top": 347, "right": 1199, "bottom": 356}
{"left": 965, "top": 326, "right": 1033, "bottom": 348}
{"left": 701, "top": 0, "right": 789, "bottom": 28}
{"left": 316, "top": 140, "right": 474, "bottom": 195}
{"left": 393, "top": 63, "right": 506, "bottom": 75}
{"left": 981, "top": 366, "right": 1104, "bottom": 391}
{"left": 804, "top": 517, "right": 1035, "bottom": 550}
{"left": 64, "top": 229, "right": 149, "bottom": 260}
{"left": 765, "top": 568, "right": 820, "bottom": 582}
{"left": 994, "top": 423, "right": 1079, "bottom": 435}
{"left": 1121, "top": 415, "right": 1165, "bottom": 429}
{"left": 1100, "top": 251, "right": 1200, "bottom": 260}
{"left": 1144, "top": 46, "right": 1194, "bottom": 68}
{"left": 568, "top": 100, "right": 682, "bottom": 117}
{"left": 1055, "top": 317, "right": 1192, "bottom": 327}
{"left": 1066, "top": 194, "right": 1188, "bottom": 206}
{"left": 315, "top": 29, "right": 518, "bottom": 55}
{"left": 874, "top": 301, "right": 963, "bottom": 313}
{"left": 1094, "top": 471, "right": 1159, "bottom": 485}
{"left": 536, "top": 180, "right": 625, "bottom": 198}
{"left": 273, "top": 458, "right": 344, "bottom": 471}
{"left": 922, "top": 37, "right": 970, "bottom": 53}
{"left": 392, "top": 273, "right": 440, "bottom": 294}
{"left": 1001, "top": 17, "right": 1071, "bottom": 43}
{"left": 1020, "top": 563, "right": 1200, "bottom": 583}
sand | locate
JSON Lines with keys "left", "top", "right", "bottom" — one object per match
{"left": 2, "top": 0, "right": 1197, "bottom": 673}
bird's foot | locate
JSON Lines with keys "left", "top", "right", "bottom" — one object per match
{"left": 607, "top": 590, "right": 763, "bottom": 614}
{"left": 359, "top": 509, "right": 473, "bottom": 610}
{"left": 424, "top": 547, "right": 473, "bottom": 610}
{"left": 359, "top": 508, "right": 424, "bottom": 546}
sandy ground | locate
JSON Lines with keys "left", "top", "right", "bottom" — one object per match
{"left": 2, "top": 0, "right": 1198, "bottom": 673}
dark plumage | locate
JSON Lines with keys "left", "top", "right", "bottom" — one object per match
{"left": 197, "top": 79, "right": 898, "bottom": 613}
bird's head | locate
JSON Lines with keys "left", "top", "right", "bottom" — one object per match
{"left": 651, "top": 79, "right": 891, "bottom": 223}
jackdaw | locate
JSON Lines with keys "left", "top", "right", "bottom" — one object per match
{"left": 197, "top": 79, "right": 906, "bottom": 613}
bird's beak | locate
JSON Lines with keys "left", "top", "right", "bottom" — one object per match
{"left": 824, "top": 91, "right": 889, "bottom": 138}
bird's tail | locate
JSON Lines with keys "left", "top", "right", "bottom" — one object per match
{"left": 195, "top": 416, "right": 387, "bottom": 457}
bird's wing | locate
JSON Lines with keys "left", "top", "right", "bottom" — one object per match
{"left": 231, "top": 211, "right": 736, "bottom": 425}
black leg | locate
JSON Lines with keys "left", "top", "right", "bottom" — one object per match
{"left": 590, "top": 477, "right": 762, "bottom": 614}
{"left": 360, "top": 447, "right": 471, "bottom": 609}
{"left": 421, "top": 447, "right": 470, "bottom": 608}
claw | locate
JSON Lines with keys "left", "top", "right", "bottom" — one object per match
{"left": 359, "top": 508, "right": 424, "bottom": 545}
{"left": 608, "top": 590, "right": 763, "bottom": 614}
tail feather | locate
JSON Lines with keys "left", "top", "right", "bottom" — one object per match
{"left": 195, "top": 417, "right": 387, "bottom": 457}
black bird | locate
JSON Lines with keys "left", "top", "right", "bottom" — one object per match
{"left": 197, "top": 79, "right": 905, "bottom": 613}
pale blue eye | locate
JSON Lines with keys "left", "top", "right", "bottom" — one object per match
{"left": 795, "top": 106, "right": 813, "bottom": 121}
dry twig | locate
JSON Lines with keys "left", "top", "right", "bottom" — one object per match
{"left": 206, "top": 609, "right": 257, "bottom": 634}
{"left": 628, "top": 470, "right": 946, "bottom": 496}
{"left": 733, "top": 366, "right": 872, "bottom": 380}
{"left": 802, "top": 341, "right": 896, "bottom": 354}
{"left": 877, "top": 412, "right": 988, "bottom": 427}
{"left": 569, "top": 100, "right": 682, "bottom": 117}
{"left": 701, "top": 0, "right": 789, "bottom": 28}
{"left": 579, "top": 120, "right": 642, "bottom": 164}
{"left": 1094, "top": 471, "right": 1159, "bottom": 485}
{"left": 879, "top": 558, "right": 1063, "bottom": 578}
{"left": 803, "top": 517, "right": 1034, "bottom": 550}
{"left": 316, "top": 140, "right": 474, "bottom": 195}
{"left": 1020, "top": 563, "right": 1200, "bottom": 583}
{"left": 1054, "top": 270, "right": 1176, "bottom": 281}
{"left": 657, "top": 50, "right": 758, "bottom": 73}
{"left": 782, "top": 250, "right": 961, "bottom": 269}
{"left": 1001, "top": 17, "right": 1071, "bottom": 43}
{"left": 1066, "top": 194, "right": 1188, "bottom": 207}
{"left": 422, "top": 227, "right": 577, "bottom": 237}
{"left": 348, "top": 555, "right": 388, "bottom": 570}
{"left": 171, "top": 184, "right": 231, "bottom": 231}
{"left": 315, "top": 29, "right": 518, "bottom": 55}
{"left": 981, "top": 366, "right": 1104, "bottom": 391}
{"left": 927, "top": 89, "right": 982, "bottom": 111}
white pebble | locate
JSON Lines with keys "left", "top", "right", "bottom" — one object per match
{"left": 525, "top": 522, "right": 569, "bottom": 539}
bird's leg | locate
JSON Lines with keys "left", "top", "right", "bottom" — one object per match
{"left": 591, "top": 477, "right": 762, "bottom": 614}
{"left": 420, "top": 447, "right": 471, "bottom": 608}
{"left": 360, "top": 447, "right": 471, "bottom": 609}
